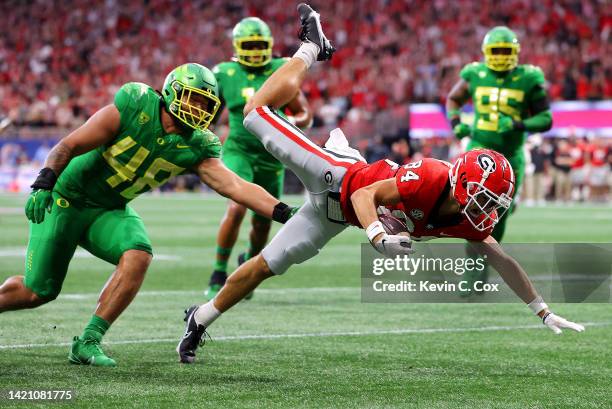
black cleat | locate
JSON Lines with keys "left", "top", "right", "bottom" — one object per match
{"left": 297, "top": 3, "right": 335, "bottom": 61}
{"left": 176, "top": 305, "right": 208, "bottom": 364}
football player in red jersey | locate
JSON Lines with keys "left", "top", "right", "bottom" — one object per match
{"left": 177, "top": 4, "right": 584, "bottom": 364}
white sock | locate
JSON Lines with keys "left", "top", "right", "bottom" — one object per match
{"left": 194, "top": 300, "right": 221, "bottom": 327}
{"left": 293, "top": 42, "right": 320, "bottom": 69}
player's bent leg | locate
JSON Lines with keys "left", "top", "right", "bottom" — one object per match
{"left": 242, "top": 5, "right": 333, "bottom": 115}
{"left": 261, "top": 198, "right": 347, "bottom": 275}
{"left": 216, "top": 255, "right": 274, "bottom": 312}
{"left": 243, "top": 106, "right": 358, "bottom": 194}
{"left": 95, "top": 250, "right": 152, "bottom": 323}
{"left": 236, "top": 215, "right": 272, "bottom": 301}
{"left": 3, "top": 193, "right": 86, "bottom": 312}
{"left": 177, "top": 200, "right": 346, "bottom": 363}
{"left": 69, "top": 250, "right": 151, "bottom": 368}
{"left": 72, "top": 206, "right": 153, "bottom": 367}
{"left": 177, "top": 255, "right": 273, "bottom": 363}
{"left": 0, "top": 275, "right": 51, "bottom": 312}
{"left": 244, "top": 57, "right": 309, "bottom": 116}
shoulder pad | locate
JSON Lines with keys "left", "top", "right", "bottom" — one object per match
{"left": 114, "top": 82, "right": 155, "bottom": 114}
{"left": 460, "top": 62, "right": 481, "bottom": 81}
{"left": 527, "top": 64, "right": 546, "bottom": 85}
{"left": 191, "top": 129, "right": 222, "bottom": 158}
{"left": 212, "top": 61, "right": 236, "bottom": 75}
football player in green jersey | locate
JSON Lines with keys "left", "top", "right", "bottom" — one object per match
{"left": 0, "top": 63, "right": 296, "bottom": 367}
{"left": 446, "top": 26, "right": 552, "bottom": 292}
{"left": 204, "top": 17, "right": 312, "bottom": 300}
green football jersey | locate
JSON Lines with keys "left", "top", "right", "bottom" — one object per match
{"left": 461, "top": 62, "right": 546, "bottom": 157}
{"left": 55, "top": 82, "right": 221, "bottom": 208}
{"left": 213, "top": 58, "right": 287, "bottom": 168}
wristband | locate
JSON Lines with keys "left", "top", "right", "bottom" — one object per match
{"left": 527, "top": 295, "right": 548, "bottom": 315}
{"left": 272, "top": 202, "right": 292, "bottom": 224}
{"left": 446, "top": 109, "right": 461, "bottom": 121}
{"left": 366, "top": 221, "right": 386, "bottom": 243}
{"left": 31, "top": 167, "right": 57, "bottom": 190}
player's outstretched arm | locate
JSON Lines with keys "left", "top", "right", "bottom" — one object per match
{"left": 196, "top": 158, "right": 296, "bottom": 223}
{"left": 469, "top": 236, "right": 585, "bottom": 334}
{"left": 25, "top": 104, "right": 120, "bottom": 223}
{"left": 244, "top": 3, "right": 332, "bottom": 117}
{"left": 351, "top": 178, "right": 413, "bottom": 257}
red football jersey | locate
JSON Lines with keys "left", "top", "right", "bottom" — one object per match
{"left": 340, "top": 158, "right": 492, "bottom": 241}
{"left": 570, "top": 142, "right": 588, "bottom": 168}
{"left": 591, "top": 146, "right": 608, "bottom": 167}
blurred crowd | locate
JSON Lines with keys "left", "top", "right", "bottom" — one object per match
{"left": 0, "top": 0, "right": 610, "bottom": 202}
{"left": 1, "top": 0, "right": 611, "bottom": 132}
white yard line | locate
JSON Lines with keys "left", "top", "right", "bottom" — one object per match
{"left": 1, "top": 322, "right": 610, "bottom": 350}
{"left": 58, "top": 287, "right": 358, "bottom": 299}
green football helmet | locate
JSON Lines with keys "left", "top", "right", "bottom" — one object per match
{"left": 482, "top": 26, "right": 520, "bottom": 72}
{"left": 232, "top": 17, "right": 274, "bottom": 67}
{"left": 162, "top": 63, "right": 221, "bottom": 131}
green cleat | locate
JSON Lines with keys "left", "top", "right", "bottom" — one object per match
{"left": 204, "top": 283, "right": 223, "bottom": 301}
{"left": 68, "top": 336, "right": 116, "bottom": 367}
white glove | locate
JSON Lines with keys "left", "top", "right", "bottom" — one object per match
{"left": 542, "top": 312, "right": 585, "bottom": 335}
{"left": 372, "top": 234, "right": 414, "bottom": 258}
{"left": 366, "top": 220, "right": 414, "bottom": 258}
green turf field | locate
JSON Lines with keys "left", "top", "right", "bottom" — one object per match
{"left": 0, "top": 193, "right": 611, "bottom": 408}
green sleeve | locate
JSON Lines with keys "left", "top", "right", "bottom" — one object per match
{"left": 196, "top": 129, "right": 222, "bottom": 159}
{"left": 114, "top": 82, "right": 149, "bottom": 129}
{"left": 521, "top": 65, "right": 552, "bottom": 132}
{"left": 526, "top": 65, "right": 546, "bottom": 87}
{"left": 522, "top": 110, "right": 552, "bottom": 132}
{"left": 526, "top": 65, "right": 548, "bottom": 103}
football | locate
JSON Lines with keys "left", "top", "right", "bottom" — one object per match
{"left": 379, "top": 213, "right": 408, "bottom": 235}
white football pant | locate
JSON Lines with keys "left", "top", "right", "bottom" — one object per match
{"left": 243, "top": 106, "right": 365, "bottom": 274}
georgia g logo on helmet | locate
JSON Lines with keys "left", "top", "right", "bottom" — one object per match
{"left": 476, "top": 153, "right": 497, "bottom": 174}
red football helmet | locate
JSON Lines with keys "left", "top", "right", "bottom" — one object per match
{"left": 449, "top": 149, "right": 515, "bottom": 231}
